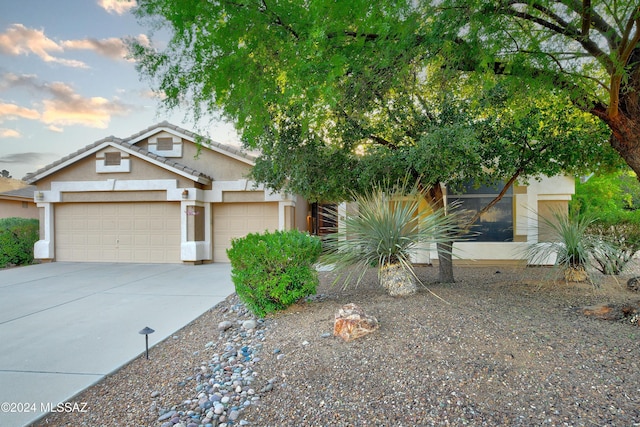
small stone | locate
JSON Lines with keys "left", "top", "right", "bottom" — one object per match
{"left": 627, "top": 277, "right": 640, "bottom": 292}
{"left": 150, "top": 390, "right": 160, "bottom": 398}
{"left": 229, "top": 410, "right": 240, "bottom": 421}
{"left": 242, "top": 319, "right": 257, "bottom": 330}
{"left": 158, "top": 410, "right": 177, "bottom": 421}
{"left": 218, "top": 321, "right": 233, "bottom": 331}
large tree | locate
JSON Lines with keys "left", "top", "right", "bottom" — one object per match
{"left": 436, "top": 1, "right": 640, "bottom": 176}
{"left": 131, "top": 0, "right": 621, "bottom": 281}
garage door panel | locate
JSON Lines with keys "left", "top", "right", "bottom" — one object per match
{"left": 55, "top": 203, "right": 180, "bottom": 263}
{"left": 213, "top": 202, "right": 278, "bottom": 262}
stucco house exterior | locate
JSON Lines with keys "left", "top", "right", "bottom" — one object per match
{"left": 24, "top": 122, "right": 308, "bottom": 264}
{"left": 442, "top": 176, "right": 574, "bottom": 265}
{"left": 24, "top": 121, "right": 574, "bottom": 265}
{"left": 333, "top": 176, "right": 574, "bottom": 266}
{"left": 0, "top": 178, "right": 38, "bottom": 220}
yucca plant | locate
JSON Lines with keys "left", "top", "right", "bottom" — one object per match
{"left": 526, "top": 209, "right": 604, "bottom": 282}
{"left": 320, "top": 181, "right": 460, "bottom": 296}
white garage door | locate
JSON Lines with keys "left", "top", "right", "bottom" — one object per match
{"left": 213, "top": 202, "right": 279, "bottom": 262}
{"left": 55, "top": 203, "right": 181, "bottom": 263}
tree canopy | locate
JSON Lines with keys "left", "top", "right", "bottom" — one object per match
{"left": 131, "top": 0, "right": 623, "bottom": 202}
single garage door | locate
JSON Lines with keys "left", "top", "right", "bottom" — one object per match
{"left": 213, "top": 202, "right": 279, "bottom": 262}
{"left": 55, "top": 202, "right": 181, "bottom": 263}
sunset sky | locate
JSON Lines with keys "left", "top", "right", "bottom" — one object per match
{"left": 0, "top": 0, "right": 238, "bottom": 180}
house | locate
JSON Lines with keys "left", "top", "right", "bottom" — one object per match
{"left": 24, "top": 122, "right": 309, "bottom": 264}
{"left": 329, "top": 176, "right": 575, "bottom": 266}
{"left": 24, "top": 121, "right": 574, "bottom": 266}
{"left": 0, "top": 178, "right": 38, "bottom": 220}
{"left": 443, "top": 176, "right": 574, "bottom": 265}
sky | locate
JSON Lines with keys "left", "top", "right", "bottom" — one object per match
{"left": 0, "top": 0, "right": 239, "bottom": 180}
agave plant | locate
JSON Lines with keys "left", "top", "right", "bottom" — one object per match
{"left": 320, "top": 181, "right": 460, "bottom": 296}
{"left": 526, "top": 209, "right": 604, "bottom": 282}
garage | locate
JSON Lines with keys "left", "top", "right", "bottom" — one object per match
{"left": 213, "top": 202, "right": 279, "bottom": 262}
{"left": 55, "top": 202, "right": 181, "bottom": 263}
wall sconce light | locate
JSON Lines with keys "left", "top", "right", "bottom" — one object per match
{"left": 181, "top": 189, "right": 189, "bottom": 199}
{"left": 35, "top": 191, "right": 44, "bottom": 201}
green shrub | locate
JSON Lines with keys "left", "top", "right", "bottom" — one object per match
{"left": 226, "top": 229, "right": 322, "bottom": 317}
{"left": 588, "top": 220, "right": 640, "bottom": 275}
{"left": 572, "top": 169, "right": 640, "bottom": 275}
{"left": 0, "top": 217, "right": 39, "bottom": 268}
{"left": 526, "top": 210, "right": 605, "bottom": 282}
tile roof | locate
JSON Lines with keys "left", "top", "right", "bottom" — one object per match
{"left": 0, "top": 185, "right": 36, "bottom": 199}
{"left": 23, "top": 122, "right": 253, "bottom": 183}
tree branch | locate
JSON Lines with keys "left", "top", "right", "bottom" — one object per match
{"left": 503, "top": 2, "right": 614, "bottom": 73}
{"left": 464, "top": 168, "right": 523, "bottom": 229}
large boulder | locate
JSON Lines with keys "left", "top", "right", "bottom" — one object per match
{"left": 333, "top": 303, "right": 379, "bottom": 342}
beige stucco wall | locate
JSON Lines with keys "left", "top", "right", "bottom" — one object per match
{"left": 35, "top": 150, "right": 200, "bottom": 191}
{"left": 136, "top": 132, "right": 252, "bottom": 181}
{"left": 0, "top": 199, "right": 39, "bottom": 219}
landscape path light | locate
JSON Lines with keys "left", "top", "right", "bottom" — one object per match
{"left": 139, "top": 326, "right": 155, "bottom": 360}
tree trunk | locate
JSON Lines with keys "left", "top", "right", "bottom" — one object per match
{"left": 592, "top": 54, "right": 640, "bottom": 180}
{"left": 426, "top": 183, "right": 455, "bottom": 283}
{"left": 437, "top": 240, "right": 455, "bottom": 283}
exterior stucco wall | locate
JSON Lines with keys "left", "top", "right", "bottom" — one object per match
{"left": 136, "top": 131, "right": 252, "bottom": 181}
{"left": 35, "top": 150, "right": 198, "bottom": 190}
{"left": 0, "top": 199, "right": 39, "bottom": 219}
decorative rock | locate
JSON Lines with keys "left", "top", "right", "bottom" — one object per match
{"left": 229, "top": 410, "right": 240, "bottom": 421}
{"left": 242, "top": 319, "right": 257, "bottom": 330}
{"left": 158, "top": 410, "right": 177, "bottom": 421}
{"left": 580, "top": 301, "right": 640, "bottom": 322}
{"left": 380, "top": 263, "right": 416, "bottom": 296}
{"left": 333, "top": 303, "right": 379, "bottom": 342}
{"left": 218, "top": 321, "right": 233, "bottom": 331}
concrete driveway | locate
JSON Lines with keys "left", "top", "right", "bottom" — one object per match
{"left": 0, "top": 262, "right": 234, "bottom": 427}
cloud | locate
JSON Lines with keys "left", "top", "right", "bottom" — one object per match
{"left": 0, "top": 128, "right": 21, "bottom": 138}
{"left": 98, "top": 0, "right": 136, "bottom": 15}
{"left": 0, "top": 24, "right": 146, "bottom": 65}
{"left": 0, "top": 102, "right": 41, "bottom": 121}
{"left": 47, "top": 125, "right": 63, "bottom": 133}
{"left": 41, "top": 94, "right": 130, "bottom": 129}
{"left": 62, "top": 34, "right": 148, "bottom": 61}
{"left": 0, "top": 152, "right": 48, "bottom": 164}
{"left": 0, "top": 24, "right": 88, "bottom": 68}
{"left": 0, "top": 73, "right": 133, "bottom": 128}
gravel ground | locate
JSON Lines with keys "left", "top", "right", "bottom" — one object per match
{"left": 34, "top": 265, "right": 640, "bottom": 427}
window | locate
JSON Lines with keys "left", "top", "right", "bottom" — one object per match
{"left": 156, "top": 137, "right": 174, "bottom": 151}
{"left": 448, "top": 182, "right": 513, "bottom": 242}
{"left": 104, "top": 152, "right": 122, "bottom": 166}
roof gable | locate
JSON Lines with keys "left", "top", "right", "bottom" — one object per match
{"left": 125, "top": 121, "right": 255, "bottom": 165}
{"left": 24, "top": 122, "right": 251, "bottom": 184}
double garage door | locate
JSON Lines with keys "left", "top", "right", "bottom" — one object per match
{"left": 55, "top": 202, "right": 279, "bottom": 263}
{"left": 55, "top": 203, "right": 181, "bottom": 263}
